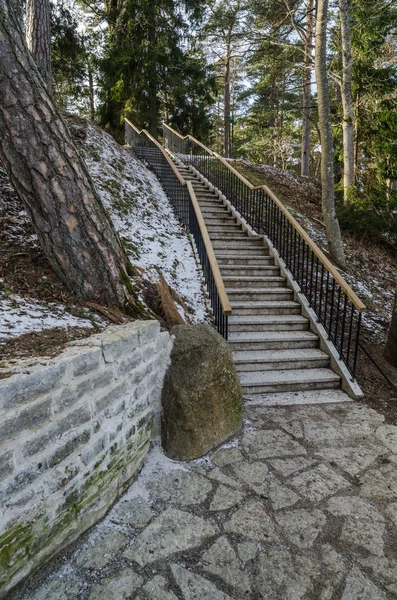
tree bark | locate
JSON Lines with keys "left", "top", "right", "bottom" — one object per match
{"left": 301, "top": 0, "right": 314, "bottom": 177}
{"left": 339, "top": 0, "right": 354, "bottom": 203}
{"left": 26, "top": 0, "right": 52, "bottom": 91}
{"left": 224, "top": 36, "right": 231, "bottom": 158}
{"left": 88, "top": 60, "right": 95, "bottom": 121}
{"left": 314, "top": 0, "right": 346, "bottom": 267}
{"left": 0, "top": 0, "right": 141, "bottom": 314}
{"left": 147, "top": 0, "right": 158, "bottom": 138}
{"left": 385, "top": 289, "right": 397, "bottom": 368}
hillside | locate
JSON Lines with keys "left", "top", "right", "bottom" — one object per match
{"left": 232, "top": 160, "right": 397, "bottom": 422}
{"left": 0, "top": 118, "right": 208, "bottom": 362}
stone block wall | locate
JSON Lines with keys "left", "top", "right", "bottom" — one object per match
{"left": 0, "top": 321, "right": 172, "bottom": 598}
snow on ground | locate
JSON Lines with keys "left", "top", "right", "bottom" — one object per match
{"left": 84, "top": 124, "right": 209, "bottom": 323}
{"left": 0, "top": 296, "right": 102, "bottom": 342}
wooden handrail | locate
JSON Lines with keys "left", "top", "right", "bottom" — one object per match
{"left": 186, "top": 181, "right": 232, "bottom": 316}
{"left": 162, "top": 122, "right": 366, "bottom": 313}
{"left": 125, "top": 118, "right": 232, "bottom": 317}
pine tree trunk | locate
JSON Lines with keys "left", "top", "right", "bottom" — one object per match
{"left": 301, "top": 0, "right": 313, "bottom": 177}
{"left": 224, "top": 39, "right": 231, "bottom": 159}
{"left": 148, "top": 0, "right": 158, "bottom": 138}
{"left": 315, "top": 0, "right": 346, "bottom": 267}
{"left": 339, "top": 0, "right": 354, "bottom": 203}
{"left": 26, "top": 0, "right": 52, "bottom": 91}
{"left": 385, "top": 289, "right": 397, "bottom": 368}
{"left": 88, "top": 61, "right": 95, "bottom": 121}
{"left": 0, "top": 0, "right": 141, "bottom": 314}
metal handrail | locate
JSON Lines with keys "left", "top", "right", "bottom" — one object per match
{"left": 124, "top": 119, "right": 231, "bottom": 338}
{"left": 162, "top": 122, "right": 365, "bottom": 313}
{"left": 163, "top": 121, "right": 366, "bottom": 378}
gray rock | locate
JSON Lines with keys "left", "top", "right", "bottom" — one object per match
{"left": 32, "top": 578, "right": 78, "bottom": 600}
{"left": 74, "top": 529, "right": 129, "bottom": 569}
{"left": 238, "top": 541, "right": 258, "bottom": 562}
{"left": 232, "top": 461, "right": 269, "bottom": 489}
{"left": 387, "top": 502, "right": 397, "bottom": 532}
{"left": 206, "top": 467, "right": 243, "bottom": 490}
{"left": 161, "top": 325, "right": 242, "bottom": 460}
{"left": 254, "top": 548, "right": 318, "bottom": 599}
{"left": 275, "top": 509, "right": 326, "bottom": 548}
{"left": 268, "top": 457, "right": 317, "bottom": 477}
{"left": 358, "top": 556, "right": 397, "bottom": 596}
{"left": 242, "top": 429, "right": 306, "bottom": 459}
{"left": 201, "top": 536, "right": 251, "bottom": 595}
{"left": 146, "top": 470, "right": 212, "bottom": 505}
{"left": 224, "top": 500, "right": 277, "bottom": 541}
{"left": 376, "top": 424, "right": 397, "bottom": 453}
{"left": 359, "top": 463, "right": 397, "bottom": 500}
{"left": 327, "top": 496, "right": 385, "bottom": 556}
{"left": 314, "top": 443, "right": 384, "bottom": 477}
{"left": 209, "top": 484, "right": 246, "bottom": 511}
{"left": 109, "top": 497, "right": 154, "bottom": 528}
{"left": 143, "top": 575, "right": 178, "bottom": 600}
{"left": 171, "top": 564, "right": 232, "bottom": 600}
{"left": 289, "top": 464, "right": 349, "bottom": 502}
{"left": 342, "top": 567, "right": 388, "bottom": 600}
{"left": 88, "top": 569, "right": 143, "bottom": 599}
{"left": 124, "top": 508, "right": 219, "bottom": 566}
{"left": 303, "top": 422, "right": 344, "bottom": 444}
{"left": 320, "top": 544, "right": 348, "bottom": 600}
{"left": 212, "top": 447, "right": 243, "bottom": 467}
{"left": 232, "top": 462, "right": 300, "bottom": 509}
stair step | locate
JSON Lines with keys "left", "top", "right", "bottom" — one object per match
{"left": 228, "top": 330, "right": 318, "bottom": 350}
{"left": 239, "top": 368, "right": 340, "bottom": 394}
{"left": 228, "top": 314, "right": 309, "bottom": 332}
{"left": 233, "top": 349, "right": 330, "bottom": 371}
{"left": 204, "top": 216, "right": 237, "bottom": 223}
{"left": 226, "top": 288, "right": 293, "bottom": 301}
{"left": 224, "top": 276, "right": 286, "bottom": 289}
{"left": 209, "top": 232, "right": 247, "bottom": 240}
{"left": 230, "top": 301, "right": 301, "bottom": 315}
{"left": 215, "top": 256, "right": 273, "bottom": 265}
{"left": 219, "top": 265, "right": 280, "bottom": 277}
{"left": 200, "top": 207, "right": 230, "bottom": 214}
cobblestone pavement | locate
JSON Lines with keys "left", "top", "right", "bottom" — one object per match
{"left": 10, "top": 400, "right": 397, "bottom": 600}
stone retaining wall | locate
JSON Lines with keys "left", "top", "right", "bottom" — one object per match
{"left": 0, "top": 321, "right": 172, "bottom": 598}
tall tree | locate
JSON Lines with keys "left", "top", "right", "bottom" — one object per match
{"left": 26, "top": 0, "right": 52, "bottom": 90}
{"left": 338, "top": 0, "right": 354, "bottom": 203}
{"left": 0, "top": 0, "right": 141, "bottom": 314}
{"left": 385, "top": 289, "right": 397, "bottom": 368}
{"left": 315, "top": 0, "right": 346, "bottom": 266}
{"left": 301, "top": 0, "right": 314, "bottom": 176}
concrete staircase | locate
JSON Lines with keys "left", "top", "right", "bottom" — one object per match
{"left": 175, "top": 162, "right": 341, "bottom": 397}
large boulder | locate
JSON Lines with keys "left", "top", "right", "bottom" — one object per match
{"left": 161, "top": 324, "right": 243, "bottom": 460}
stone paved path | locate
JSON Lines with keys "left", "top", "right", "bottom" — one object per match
{"left": 10, "top": 399, "right": 397, "bottom": 600}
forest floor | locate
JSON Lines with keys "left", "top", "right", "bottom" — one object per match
{"left": 232, "top": 160, "right": 397, "bottom": 424}
{"left": 0, "top": 117, "right": 209, "bottom": 366}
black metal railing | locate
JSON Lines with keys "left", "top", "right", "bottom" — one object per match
{"left": 125, "top": 119, "right": 229, "bottom": 338}
{"left": 163, "top": 123, "right": 365, "bottom": 379}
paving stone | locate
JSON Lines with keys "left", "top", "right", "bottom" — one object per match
{"left": 386, "top": 502, "right": 397, "bottom": 532}
{"left": 74, "top": 529, "right": 129, "bottom": 569}
{"left": 327, "top": 496, "right": 385, "bottom": 556}
{"left": 261, "top": 410, "right": 304, "bottom": 438}
{"left": 201, "top": 536, "right": 251, "bottom": 595}
{"left": 224, "top": 500, "right": 277, "bottom": 542}
{"left": 209, "top": 484, "right": 246, "bottom": 511}
{"left": 275, "top": 509, "right": 326, "bottom": 548}
{"left": 32, "top": 579, "right": 78, "bottom": 600}
{"left": 359, "top": 463, "right": 397, "bottom": 500}
{"left": 146, "top": 470, "right": 212, "bottom": 505}
{"left": 254, "top": 548, "right": 318, "bottom": 599}
{"left": 268, "top": 457, "right": 317, "bottom": 477}
{"left": 265, "top": 479, "right": 300, "bottom": 510}
{"left": 109, "top": 497, "right": 154, "bottom": 528}
{"left": 341, "top": 567, "right": 388, "bottom": 600}
{"left": 205, "top": 467, "right": 243, "bottom": 489}
{"left": 237, "top": 541, "right": 258, "bottom": 563}
{"left": 289, "top": 464, "right": 350, "bottom": 502}
{"left": 314, "top": 443, "right": 385, "bottom": 477}
{"left": 325, "top": 404, "right": 385, "bottom": 426}
{"left": 124, "top": 508, "right": 219, "bottom": 566}
{"left": 88, "top": 570, "right": 143, "bottom": 599}
{"left": 320, "top": 544, "right": 348, "bottom": 600}
{"left": 304, "top": 422, "right": 345, "bottom": 445}
{"left": 232, "top": 461, "right": 269, "bottom": 489}
{"left": 143, "top": 575, "right": 178, "bottom": 600}
{"left": 211, "top": 447, "right": 243, "bottom": 467}
{"left": 171, "top": 564, "right": 232, "bottom": 600}
{"left": 358, "top": 556, "right": 397, "bottom": 596}
{"left": 242, "top": 429, "right": 306, "bottom": 459}
{"left": 376, "top": 424, "right": 397, "bottom": 453}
